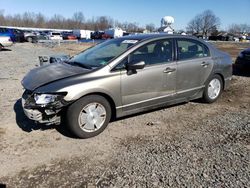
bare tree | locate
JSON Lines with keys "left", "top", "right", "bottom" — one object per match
{"left": 9, "top": 14, "right": 22, "bottom": 27}
{"left": 48, "top": 14, "right": 66, "bottom": 29}
{"left": 22, "top": 12, "right": 36, "bottom": 27}
{"left": 228, "top": 24, "right": 241, "bottom": 34}
{"left": 186, "top": 15, "right": 202, "bottom": 34}
{"left": 145, "top": 23, "right": 155, "bottom": 32}
{"left": 228, "top": 23, "right": 250, "bottom": 34}
{"left": 187, "top": 10, "right": 220, "bottom": 37}
{"left": 239, "top": 24, "right": 250, "bottom": 33}
{"left": 201, "top": 10, "right": 220, "bottom": 37}
{"left": 95, "top": 16, "right": 113, "bottom": 30}
{"left": 72, "top": 12, "right": 85, "bottom": 29}
{"left": 121, "top": 22, "right": 142, "bottom": 32}
{"left": 0, "top": 9, "right": 6, "bottom": 25}
{"left": 35, "top": 13, "right": 46, "bottom": 28}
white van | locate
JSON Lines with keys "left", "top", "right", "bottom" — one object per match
{"left": 73, "top": 30, "right": 92, "bottom": 39}
{"left": 49, "top": 32, "right": 63, "bottom": 40}
{"left": 104, "top": 28, "right": 124, "bottom": 38}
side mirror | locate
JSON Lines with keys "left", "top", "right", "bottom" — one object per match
{"left": 126, "top": 60, "right": 145, "bottom": 75}
{"left": 126, "top": 60, "right": 145, "bottom": 70}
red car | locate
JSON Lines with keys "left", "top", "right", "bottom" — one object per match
{"left": 62, "top": 32, "right": 77, "bottom": 40}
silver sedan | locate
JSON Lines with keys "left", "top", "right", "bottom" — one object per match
{"left": 22, "top": 34, "right": 232, "bottom": 138}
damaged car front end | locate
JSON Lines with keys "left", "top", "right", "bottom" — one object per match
{"left": 21, "top": 60, "right": 92, "bottom": 125}
{"left": 22, "top": 90, "right": 68, "bottom": 125}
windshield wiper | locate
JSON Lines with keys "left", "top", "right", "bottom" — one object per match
{"left": 67, "top": 61, "right": 93, "bottom": 69}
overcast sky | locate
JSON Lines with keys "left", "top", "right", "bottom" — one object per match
{"left": 1, "top": 0, "right": 250, "bottom": 30}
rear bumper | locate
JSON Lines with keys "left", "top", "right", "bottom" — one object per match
{"left": 0, "top": 41, "right": 13, "bottom": 47}
{"left": 224, "top": 76, "right": 232, "bottom": 90}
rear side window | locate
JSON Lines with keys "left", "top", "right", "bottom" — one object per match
{"left": 177, "top": 39, "right": 210, "bottom": 61}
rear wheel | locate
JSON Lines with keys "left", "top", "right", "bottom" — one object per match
{"left": 203, "top": 75, "right": 223, "bottom": 103}
{"left": 26, "top": 37, "right": 33, "bottom": 43}
{"left": 66, "top": 95, "right": 111, "bottom": 138}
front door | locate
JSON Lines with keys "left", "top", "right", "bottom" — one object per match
{"left": 120, "top": 39, "right": 177, "bottom": 111}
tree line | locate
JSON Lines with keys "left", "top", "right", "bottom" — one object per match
{"left": 0, "top": 10, "right": 157, "bottom": 32}
{"left": 186, "top": 10, "right": 250, "bottom": 37}
{"left": 0, "top": 9, "right": 249, "bottom": 36}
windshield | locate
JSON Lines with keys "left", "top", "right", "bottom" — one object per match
{"left": 68, "top": 38, "right": 139, "bottom": 69}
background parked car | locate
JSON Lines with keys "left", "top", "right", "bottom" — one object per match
{"left": 0, "top": 36, "right": 13, "bottom": 50}
{"left": 104, "top": 28, "right": 124, "bottom": 38}
{"left": 10, "top": 28, "right": 25, "bottom": 42}
{"left": 23, "top": 30, "right": 37, "bottom": 42}
{"left": 0, "top": 27, "right": 15, "bottom": 42}
{"left": 235, "top": 48, "right": 250, "bottom": 71}
{"left": 48, "top": 32, "right": 63, "bottom": 40}
{"left": 62, "top": 32, "right": 77, "bottom": 40}
{"left": 73, "top": 29, "right": 92, "bottom": 39}
{"left": 0, "top": 28, "right": 25, "bottom": 42}
{"left": 101, "top": 33, "right": 112, "bottom": 39}
{"left": 91, "top": 31, "right": 104, "bottom": 39}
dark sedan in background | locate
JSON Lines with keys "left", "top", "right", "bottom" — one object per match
{"left": 235, "top": 48, "right": 250, "bottom": 71}
{"left": 21, "top": 34, "right": 232, "bottom": 138}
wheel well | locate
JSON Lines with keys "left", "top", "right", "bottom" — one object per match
{"left": 84, "top": 92, "right": 117, "bottom": 120}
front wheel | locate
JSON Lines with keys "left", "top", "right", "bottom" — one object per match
{"left": 66, "top": 95, "right": 111, "bottom": 138}
{"left": 203, "top": 75, "right": 223, "bottom": 103}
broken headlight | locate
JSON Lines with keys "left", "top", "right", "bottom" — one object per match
{"left": 34, "top": 93, "right": 65, "bottom": 105}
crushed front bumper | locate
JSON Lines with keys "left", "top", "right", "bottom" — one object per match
{"left": 21, "top": 91, "right": 66, "bottom": 125}
{"left": 22, "top": 101, "right": 42, "bottom": 121}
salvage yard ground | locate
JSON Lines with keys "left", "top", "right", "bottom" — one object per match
{"left": 0, "top": 42, "right": 249, "bottom": 187}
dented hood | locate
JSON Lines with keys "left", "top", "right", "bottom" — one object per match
{"left": 22, "top": 62, "right": 90, "bottom": 91}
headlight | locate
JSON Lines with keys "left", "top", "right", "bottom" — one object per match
{"left": 34, "top": 94, "right": 64, "bottom": 105}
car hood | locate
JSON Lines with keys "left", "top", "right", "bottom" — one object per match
{"left": 242, "top": 48, "right": 250, "bottom": 54}
{"left": 22, "top": 62, "right": 91, "bottom": 91}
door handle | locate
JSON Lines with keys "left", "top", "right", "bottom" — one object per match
{"left": 201, "top": 62, "right": 210, "bottom": 67}
{"left": 163, "top": 67, "right": 176, "bottom": 73}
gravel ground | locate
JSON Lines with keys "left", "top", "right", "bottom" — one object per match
{"left": 0, "top": 42, "right": 249, "bottom": 187}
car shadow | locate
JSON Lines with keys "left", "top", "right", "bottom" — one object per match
{"left": 14, "top": 99, "right": 77, "bottom": 138}
{"left": 113, "top": 102, "right": 188, "bottom": 122}
{"left": 0, "top": 48, "right": 12, "bottom": 51}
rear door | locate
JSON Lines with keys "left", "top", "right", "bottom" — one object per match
{"left": 175, "top": 38, "right": 213, "bottom": 98}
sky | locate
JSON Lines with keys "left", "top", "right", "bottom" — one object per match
{"left": 1, "top": 0, "right": 250, "bottom": 30}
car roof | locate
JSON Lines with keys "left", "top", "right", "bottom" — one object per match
{"left": 121, "top": 33, "right": 199, "bottom": 41}
{"left": 242, "top": 48, "right": 250, "bottom": 53}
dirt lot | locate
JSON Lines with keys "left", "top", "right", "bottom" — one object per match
{"left": 0, "top": 42, "right": 249, "bottom": 187}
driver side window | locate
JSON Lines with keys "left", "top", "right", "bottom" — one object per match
{"left": 130, "top": 39, "right": 173, "bottom": 66}
{"left": 113, "top": 39, "right": 173, "bottom": 71}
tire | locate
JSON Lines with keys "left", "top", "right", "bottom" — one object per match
{"left": 26, "top": 37, "right": 33, "bottom": 43}
{"left": 66, "top": 95, "right": 111, "bottom": 138}
{"left": 203, "top": 75, "right": 223, "bottom": 103}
